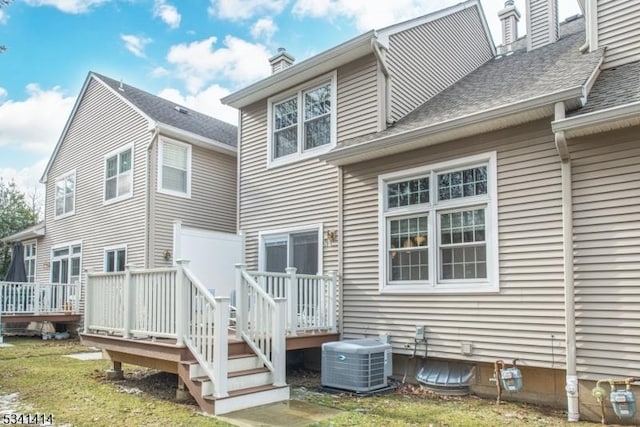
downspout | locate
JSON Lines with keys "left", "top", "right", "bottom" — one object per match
{"left": 145, "top": 124, "right": 159, "bottom": 269}
{"left": 554, "top": 102, "right": 579, "bottom": 422}
{"left": 371, "top": 38, "right": 393, "bottom": 127}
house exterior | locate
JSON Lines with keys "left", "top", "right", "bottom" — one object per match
{"left": 223, "top": 0, "right": 640, "bottom": 423}
{"left": 7, "top": 71, "right": 237, "bottom": 296}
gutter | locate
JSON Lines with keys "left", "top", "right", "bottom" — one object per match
{"left": 322, "top": 86, "right": 584, "bottom": 165}
{"left": 156, "top": 123, "right": 237, "bottom": 157}
{"left": 552, "top": 101, "right": 640, "bottom": 135}
{"left": 554, "top": 102, "right": 579, "bottom": 422}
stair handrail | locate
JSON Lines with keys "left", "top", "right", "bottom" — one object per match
{"left": 177, "top": 260, "right": 230, "bottom": 398}
{"left": 235, "top": 263, "right": 287, "bottom": 387}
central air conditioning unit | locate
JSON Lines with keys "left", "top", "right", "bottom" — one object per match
{"left": 321, "top": 339, "right": 392, "bottom": 393}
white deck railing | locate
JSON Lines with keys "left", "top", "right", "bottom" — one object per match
{"left": 246, "top": 267, "right": 338, "bottom": 336}
{"left": 235, "top": 264, "right": 286, "bottom": 387}
{"left": 0, "top": 281, "right": 81, "bottom": 315}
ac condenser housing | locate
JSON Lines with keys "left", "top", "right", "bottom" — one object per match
{"left": 321, "top": 339, "right": 392, "bottom": 392}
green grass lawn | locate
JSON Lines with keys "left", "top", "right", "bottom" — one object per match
{"left": 0, "top": 337, "right": 599, "bottom": 426}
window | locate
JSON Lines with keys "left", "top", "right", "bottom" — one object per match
{"left": 105, "top": 146, "right": 132, "bottom": 202}
{"left": 24, "top": 242, "right": 36, "bottom": 283}
{"left": 261, "top": 226, "right": 322, "bottom": 275}
{"left": 158, "top": 139, "right": 191, "bottom": 197}
{"left": 51, "top": 243, "right": 81, "bottom": 284}
{"left": 268, "top": 73, "right": 336, "bottom": 166}
{"left": 55, "top": 171, "right": 75, "bottom": 218}
{"left": 379, "top": 153, "right": 498, "bottom": 293}
{"left": 104, "top": 247, "right": 126, "bottom": 272}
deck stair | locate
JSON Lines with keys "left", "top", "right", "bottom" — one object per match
{"left": 178, "top": 342, "right": 289, "bottom": 415}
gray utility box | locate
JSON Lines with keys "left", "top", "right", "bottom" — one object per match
{"left": 321, "top": 339, "right": 393, "bottom": 392}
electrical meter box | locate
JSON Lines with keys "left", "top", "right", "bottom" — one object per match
{"left": 500, "top": 367, "right": 523, "bottom": 392}
{"left": 610, "top": 390, "right": 637, "bottom": 420}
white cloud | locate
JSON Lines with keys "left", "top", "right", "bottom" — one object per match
{"left": 150, "top": 67, "right": 170, "bottom": 78}
{"left": 251, "top": 17, "right": 278, "bottom": 40}
{"left": 153, "top": 0, "right": 181, "bottom": 29}
{"left": 166, "top": 36, "right": 271, "bottom": 93}
{"left": 121, "top": 34, "right": 152, "bottom": 58}
{"left": 208, "top": 0, "right": 288, "bottom": 20}
{"left": 0, "top": 159, "right": 48, "bottom": 204}
{"left": 0, "top": 87, "right": 7, "bottom": 99}
{"left": 293, "top": 0, "right": 455, "bottom": 31}
{"left": 0, "top": 84, "right": 75, "bottom": 155}
{"left": 158, "top": 85, "right": 238, "bottom": 125}
{"left": 23, "top": 0, "right": 111, "bottom": 14}
{"left": 0, "top": 9, "right": 8, "bottom": 25}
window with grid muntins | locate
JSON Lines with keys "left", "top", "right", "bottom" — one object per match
{"left": 380, "top": 156, "right": 496, "bottom": 292}
{"left": 55, "top": 172, "right": 75, "bottom": 217}
{"left": 105, "top": 147, "right": 132, "bottom": 201}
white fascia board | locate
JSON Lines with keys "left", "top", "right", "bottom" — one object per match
{"left": 551, "top": 101, "right": 640, "bottom": 136}
{"left": 323, "top": 86, "right": 584, "bottom": 165}
{"left": 1, "top": 222, "right": 46, "bottom": 243}
{"left": 221, "top": 32, "right": 375, "bottom": 109}
{"left": 156, "top": 123, "right": 237, "bottom": 157}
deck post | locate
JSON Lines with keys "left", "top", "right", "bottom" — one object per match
{"left": 33, "top": 282, "right": 41, "bottom": 314}
{"left": 83, "top": 269, "right": 91, "bottom": 333}
{"left": 214, "top": 296, "right": 230, "bottom": 398}
{"left": 234, "top": 263, "right": 247, "bottom": 340}
{"left": 285, "top": 267, "right": 298, "bottom": 336}
{"left": 175, "top": 260, "right": 189, "bottom": 346}
{"left": 123, "top": 265, "right": 134, "bottom": 339}
{"left": 272, "top": 298, "right": 287, "bottom": 387}
{"left": 74, "top": 279, "right": 82, "bottom": 314}
{"left": 328, "top": 271, "right": 338, "bottom": 333}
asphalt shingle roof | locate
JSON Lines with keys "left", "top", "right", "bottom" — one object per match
{"left": 570, "top": 59, "right": 640, "bottom": 116}
{"left": 339, "top": 18, "right": 603, "bottom": 148}
{"left": 94, "top": 72, "right": 237, "bottom": 147}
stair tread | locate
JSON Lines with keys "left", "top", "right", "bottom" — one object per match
{"left": 191, "top": 376, "right": 211, "bottom": 384}
{"left": 228, "top": 353, "right": 258, "bottom": 360}
{"left": 180, "top": 359, "right": 198, "bottom": 365}
{"left": 204, "top": 384, "right": 287, "bottom": 400}
{"left": 228, "top": 367, "right": 269, "bottom": 378}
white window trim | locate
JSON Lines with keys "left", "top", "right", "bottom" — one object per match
{"left": 258, "top": 223, "right": 324, "bottom": 274}
{"left": 158, "top": 138, "right": 192, "bottom": 199}
{"left": 104, "top": 244, "right": 127, "bottom": 272}
{"left": 50, "top": 240, "right": 83, "bottom": 284}
{"left": 266, "top": 71, "right": 337, "bottom": 169}
{"left": 378, "top": 152, "right": 499, "bottom": 294}
{"left": 24, "top": 240, "right": 37, "bottom": 283}
{"left": 54, "top": 170, "right": 76, "bottom": 219}
{"left": 103, "top": 144, "right": 134, "bottom": 205}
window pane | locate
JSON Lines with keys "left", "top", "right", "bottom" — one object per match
{"left": 105, "top": 177, "right": 117, "bottom": 200}
{"left": 118, "top": 173, "right": 131, "bottom": 196}
{"left": 106, "top": 251, "right": 115, "bottom": 272}
{"left": 304, "top": 115, "right": 330, "bottom": 150}
{"left": 265, "top": 240, "right": 287, "bottom": 273}
{"left": 292, "top": 231, "right": 318, "bottom": 275}
{"left": 439, "top": 208, "right": 487, "bottom": 280}
{"left": 387, "top": 177, "right": 429, "bottom": 209}
{"left": 438, "top": 166, "right": 487, "bottom": 201}
{"left": 274, "top": 98, "right": 297, "bottom": 130}
{"left": 163, "top": 143, "right": 187, "bottom": 169}
{"left": 162, "top": 166, "right": 187, "bottom": 193}
{"left": 388, "top": 216, "right": 428, "bottom": 282}
{"left": 65, "top": 175, "right": 75, "bottom": 195}
{"left": 117, "top": 249, "right": 126, "bottom": 272}
{"left": 274, "top": 127, "right": 298, "bottom": 158}
{"left": 65, "top": 194, "right": 74, "bottom": 213}
{"left": 119, "top": 149, "right": 132, "bottom": 172}
{"left": 106, "top": 156, "right": 117, "bottom": 179}
{"left": 304, "top": 84, "right": 331, "bottom": 121}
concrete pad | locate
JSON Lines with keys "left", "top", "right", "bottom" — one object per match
{"left": 64, "top": 351, "right": 103, "bottom": 361}
{"left": 217, "top": 400, "right": 342, "bottom": 427}
{"left": 0, "top": 343, "right": 15, "bottom": 348}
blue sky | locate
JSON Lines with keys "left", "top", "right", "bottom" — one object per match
{"left": 0, "top": 0, "right": 581, "bottom": 195}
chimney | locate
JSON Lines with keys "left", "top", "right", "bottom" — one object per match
{"left": 269, "top": 47, "right": 295, "bottom": 74}
{"left": 498, "top": 0, "right": 521, "bottom": 50}
{"left": 525, "top": 0, "right": 559, "bottom": 51}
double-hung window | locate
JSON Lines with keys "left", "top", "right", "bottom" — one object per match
{"left": 104, "top": 247, "right": 126, "bottom": 272}
{"left": 269, "top": 73, "right": 336, "bottom": 166}
{"left": 379, "top": 153, "right": 498, "bottom": 293}
{"left": 158, "top": 139, "right": 191, "bottom": 197}
{"left": 51, "top": 243, "right": 81, "bottom": 284}
{"left": 104, "top": 145, "right": 132, "bottom": 202}
{"left": 55, "top": 171, "right": 75, "bottom": 218}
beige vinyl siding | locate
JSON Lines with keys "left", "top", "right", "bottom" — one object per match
{"left": 150, "top": 141, "right": 236, "bottom": 268}
{"left": 37, "top": 78, "right": 149, "bottom": 305}
{"left": 386, "top": 6, "right": 492, "bottom": 122}
{"left": 341, "top": 120, "right": 567, "bottom": 368}
{"left": 337, "top": 54, "right": 381, "bottom": 140}
{"left": 239, "top": 60, "right": 380, "bottom": 272}
{"left": 571, "top": 126, "right": 640, "bottom": 380}
{"left": 598, "top": 0, "right": 640, "bottom": 68}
